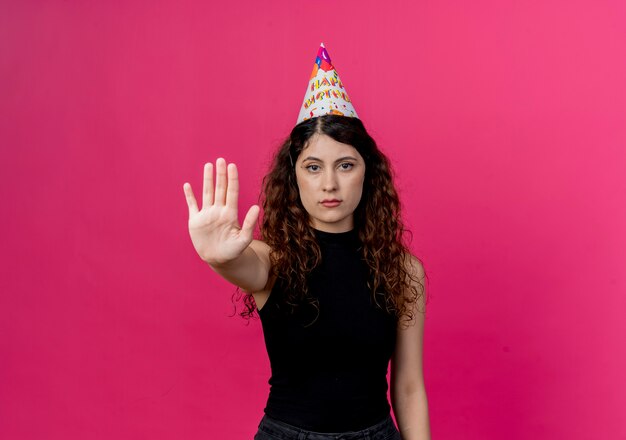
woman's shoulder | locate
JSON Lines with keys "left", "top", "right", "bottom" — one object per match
{"left": 398, "top": 251, "right": 427, "bottom": 319}
{"left": 402, "top": 252, "right": 425, "bottom": 279}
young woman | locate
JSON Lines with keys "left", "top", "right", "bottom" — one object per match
{"left": 183, "top": 114, "right": 431, "bottom": 440}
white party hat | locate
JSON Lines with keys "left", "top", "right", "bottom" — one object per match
{"left": 296, "top": 42, "right": 358, "bottom": 124}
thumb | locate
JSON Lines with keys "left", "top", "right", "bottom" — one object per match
{"left": 240, "top": 205, "right": 260, "bottom": 239}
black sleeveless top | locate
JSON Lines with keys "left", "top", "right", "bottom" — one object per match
{"left": 258, "top": 228, "right": 398, "bottom": 432}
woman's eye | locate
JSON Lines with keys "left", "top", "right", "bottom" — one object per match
{"left": 339, "top": 163, "right": 354, "bottom": 170}
{"left": 306, "top": 164, "right": 321, "bottom": 172}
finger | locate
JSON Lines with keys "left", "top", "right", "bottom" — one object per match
{"left": 214, "top": 157, "right": 227, "bottom": 205}
{"left": 240, "top": 205, "right": 260, "bottom": 238}
{"left": 183, "top": 182, "right": 199, "bottom": 217}
{"left": 202, "top": 162, "right": 214, "bottom": 208}
{"left": 225, "top": 163, "right": 239, "bottom": 209}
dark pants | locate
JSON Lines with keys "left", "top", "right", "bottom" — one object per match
{"left": 253, "top": 413, "right": 402, "bottom": 440}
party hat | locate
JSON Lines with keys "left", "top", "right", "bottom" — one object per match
{"left": 296, "top": 42, "right": 358, "bottom": 124}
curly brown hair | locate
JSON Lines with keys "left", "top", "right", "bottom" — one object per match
{"left": 231, "top": 114, "right": 427, "bottom": 328}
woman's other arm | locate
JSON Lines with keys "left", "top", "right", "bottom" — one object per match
{"left": 183, "top": 158, "right": 270, "bottom": 293}
{"left": 390, "top": 254, "right": 431, "bottom": 440}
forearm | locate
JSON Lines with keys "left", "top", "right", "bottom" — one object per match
{"left": 391, "top": 387, "right": 431, "bottom": 440}
{"left": 207, "top": 245, "right": 267, "bottom": 293}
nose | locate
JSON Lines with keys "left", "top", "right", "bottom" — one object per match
{"left": 322, "top": 169, "right": 338, "bottom": 192}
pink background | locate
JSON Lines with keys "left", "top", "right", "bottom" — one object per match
{"left": 1, "top": 1, "right": 625, "bottom": 439}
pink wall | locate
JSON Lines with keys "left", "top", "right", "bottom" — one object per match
{"left": 1, "top": 1, "right": 625, "bottom": 439}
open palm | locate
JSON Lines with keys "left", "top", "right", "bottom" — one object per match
{"left": 183, "top": 158, "right": 260, "bottom": 265}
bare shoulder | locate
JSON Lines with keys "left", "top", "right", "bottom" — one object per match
{"left": 403, "top": 252, "right": 425, "bottom": 282}
{"left": 399, "top": 252, "right": 427, "bottom": 325}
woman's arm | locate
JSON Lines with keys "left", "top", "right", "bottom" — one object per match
{"left": 208, "top": 239, "right": 271, "bottom": 293}
{"left": 390, "top": 255, "right": 431, "bottom": 440}
{"left": 183, "top": 159, "right": 271, "bottom": 293}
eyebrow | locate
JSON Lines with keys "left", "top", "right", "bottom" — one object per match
{"left": 301, "top": 155, "right": 359, "bottom": 163}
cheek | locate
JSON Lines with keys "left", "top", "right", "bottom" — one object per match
{"left": 296, "top": 178, "right": 313, "bottom": 202}
{"left": 350, "top": 175, "right": 365, "bottom": 197}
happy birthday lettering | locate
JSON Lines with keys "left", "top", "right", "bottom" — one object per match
{"left": 303, "top": 87, "right": 352, "bottom": 109}
{"left": 309, "top": 75, "right": 344, "bottom": 92}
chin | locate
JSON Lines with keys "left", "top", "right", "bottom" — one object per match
{"left": 319, "top": 217, "right": 351, "bottom": 228}
{"left": 318, "top": 213, "right": 345, "bottom": 222}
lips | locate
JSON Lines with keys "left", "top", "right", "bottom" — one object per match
{"left": 321, "top": 199, "right": 341, "bottom": 207}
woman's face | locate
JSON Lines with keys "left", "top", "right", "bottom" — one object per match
{"left": 294, "top": 133, "right": 366, "bottom": 233}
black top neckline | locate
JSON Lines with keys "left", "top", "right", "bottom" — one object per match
{"left": 312, "top": 227, "right": 360, "bottom": 246}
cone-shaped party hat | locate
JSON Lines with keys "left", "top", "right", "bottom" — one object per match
{"left": 296, "top": 42, "right": 358, "bottom": 124}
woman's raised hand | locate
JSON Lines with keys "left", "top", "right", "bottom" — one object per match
{"left": 183, "top": 158, "right": 260, "bottom": 266}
